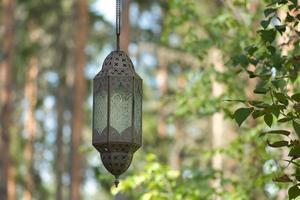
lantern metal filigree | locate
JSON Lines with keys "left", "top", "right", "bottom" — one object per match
{"left": 92, "top": 0, "right": 142, "bottom": 188}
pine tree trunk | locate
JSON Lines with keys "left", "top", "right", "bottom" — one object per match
{"left": 53, "top": 6, "right": 72, "bottom": 199}
{"left": 70, "top": 0, "right": 88, "bottom": 199}
{"left": 56, "top": 61, "right": 67, "bottom": 200}
{"left": 0, "top": 0, "right": 16, "bottom": 199}
{"left": 55, "top": 29, "right": 69, "bottom": 200}
{"left": 56, "top": 78, "right": 65, "bottom": 200}
{"left": 24, "top": 56, "right": 38, "bottom": 200}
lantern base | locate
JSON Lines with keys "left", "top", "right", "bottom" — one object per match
{"left": 100, "top": 151, "right": 133, "bottom": 177}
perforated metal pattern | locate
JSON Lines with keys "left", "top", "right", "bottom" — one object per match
{"left": 96, "top": 51, "right": 137, "bottom": 77}
{"left": 101, "top": 152, "right": 133, "bottom": 176}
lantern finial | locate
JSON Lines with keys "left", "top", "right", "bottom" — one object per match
{"left": 114, "top": 177, "right": 120, "bottom": 188}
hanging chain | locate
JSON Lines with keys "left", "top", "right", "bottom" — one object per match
{"left": 116, "top": 0, "right": 121, "bottom": 51}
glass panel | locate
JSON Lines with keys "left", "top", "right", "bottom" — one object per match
{"left": 134, "top": 78, "right": 142, "bottom": 144}
{"left": 110, "top": 76, "right": 133, "bottom": 134}
{"left": 93, "top": 77, "right": 107, "bottom": 135}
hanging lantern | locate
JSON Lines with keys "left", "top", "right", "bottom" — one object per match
{"left": 92, "top": 0, "right": 142, "bottom": 187}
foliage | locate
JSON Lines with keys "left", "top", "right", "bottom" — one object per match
{"left": 118, "top": 127, "right": 281, "bottom": 200}
{"left": 112, "top": 154, "right": 216, "bottom": 200}
{"left": 232, "top": 0, "right": 300, "bottom": 199}
{"left": 115, "top": 0, "right": 287, "bottom": 199}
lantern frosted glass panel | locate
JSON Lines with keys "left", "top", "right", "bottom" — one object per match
{"left": 109, "top": 76, "right": 133, "bottom": 143}
{"left": 93, "top": 76, "right": 107, "bottom": 137}
{"left": 134, "top": 78, "right": 142, "bottom": 144}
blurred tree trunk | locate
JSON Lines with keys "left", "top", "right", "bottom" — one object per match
{"left": 120, "top": 0, "right": 131, "bottom": 53}
{"left": 157, "top": 55, "right": 168, "bottom": 138}
{"left": 0, "top": 0, "right": 16, "bottom": 199}
{"left": 70, "top": 0, "right": 88, "bottom": 199}
{"left": 169, "top": 74, "right": 186, "bottom": 170}
{"left": 210, "top": 48, "right": 225, "bottom": 199}
{"left": 211, "top": 48, "right": 224, "bottom": 170}
{"left": 24, "top": 56, "right": 38, "bottom": 200}
{"left": 54, "top": 18, "right": 70, "bottom": 200}
{"left": 56, "top": 78, "right": 65, "bottom": 200}
{"left": 55, "top": 56, "right": 67, "bottom": 200}
{"left": 53, "top": 3, "right": 74, "bottom": 199}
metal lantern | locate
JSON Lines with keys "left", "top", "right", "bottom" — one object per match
{"left": 92, "top": 0, "right": 142, "bottom": 187}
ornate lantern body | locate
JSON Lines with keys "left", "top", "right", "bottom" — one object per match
{"left": 92, "top": 51, "right": 142, "bottom": 185}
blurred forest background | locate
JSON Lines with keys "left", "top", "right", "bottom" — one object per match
{"left": 1, "top": 0, "right": 300, "bottom": 199}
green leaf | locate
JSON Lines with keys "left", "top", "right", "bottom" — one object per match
{"left": 275, "top": 92, "right": 289, "bottom": 105}
{"left": 260, "top": 130, "right": 290, "bottom": 137}
{"left": 264, "top": 113, "right": 273, "bottom": 127}
{"left": 267, "top": 0, "right": 284, "bottom": 6}
{"left": 254, "top": 87, "right": 268, "bottom": 94}
{"left": 267, "top": 0, "right": 285, "bottom": 6}
{"left": 279, "top": 0, "right": 288, "bottom": 5}
{"left": 261, "top": 20, "right": 270, "bottom": 29}
{"left": 275, "top": 25, "right": 286, "bottom": 35}
{"left": 273, "top": 174, "right": 293, "bottom": 182}
{"left": 259, "top": 29, "right": 277, "bottom": 43}
{"left": 267, "top": 45, "right": 276, "bottom": 54}
{"left": 234, "top": 107, "right": 254, "bottom": 126}
{"left": 288, "top": 4, "right": 295, "bottom": 11}
{"left": 245, "top": 46, "right": 258, "bottom": 55}
{"left": 293, "top": 121, "right": 300, "bottom": 138}
{"left": 289, "top": 145, "right": 300, "bottom": 158}
{"left": 254, "top": 103, "right": 269, "bottom": 108}
{"left": 286, "top": 12, "right": 294, "bottom": 22}
{"left": 292, "top": 93, "right": 300, "bottom": 102}
{"left": 264, "top": 8, "right": 277, "bottom": 17}
{"left": 291, "top": 0, "right": 298, "bottom": 6}
{"left": 278, "top": 117, "right": 292, "bottom": 123}
{"left": 296, "top": 168, "right": 300, "bottom": 181}
{"left": 246, "top": 70, "right": 256, "bottom": 78}
{"left": 272, "top": 79, "right": 286, "bottom": 89}
{"left": 248, "top": 101, "right": 263, "bottom": 106}
{"left": 271, "top": 53, "right": 283, "bottom": 69}
{"left": 289, "top": 185, "right": 300, "bottom": 200}
{"left": 252, "top": 110, "right": 265, "bottom": 119}
{"left": 267, "top": 140, "right": 289, "bottom": 148}
{"left": 269, "top": 105, "right": 281, "bottom": 118}
{"left": 232, "top": 54, "right": 249, "bottom": 67}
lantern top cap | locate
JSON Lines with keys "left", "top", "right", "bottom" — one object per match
{"left": 94, "top": 51, "right": 141, "bottom": 79}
